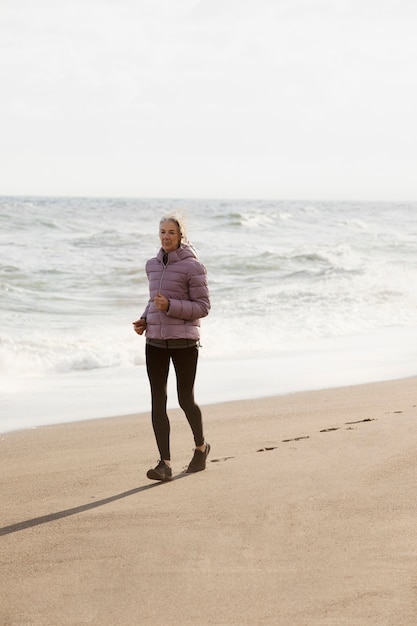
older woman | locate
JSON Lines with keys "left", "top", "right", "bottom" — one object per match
{"left": 133, "top": 214, "right": 211, "bottom": 481}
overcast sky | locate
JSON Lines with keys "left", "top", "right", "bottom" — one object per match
{"left": 1, "top": 0, "right": 417, "bottom": 201}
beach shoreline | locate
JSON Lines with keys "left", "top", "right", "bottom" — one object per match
{"left": 1, "top": 376, "right": 417, "bottom": 625}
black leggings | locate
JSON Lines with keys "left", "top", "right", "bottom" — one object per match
{"left": 145, "top": 343, "right": 204, "bottom": 460}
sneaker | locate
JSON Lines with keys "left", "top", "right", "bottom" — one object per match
{"left": 147, "top": 460, "right": 172, "bottom": 482}
{"left": 186, "top": 442, "right": 211, "bottom": 473}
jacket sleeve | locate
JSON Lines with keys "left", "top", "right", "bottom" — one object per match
{"left": 166, "top": 264, "right": 210, "bottom": 321}
{"left": 141, "top": 302, "right": 150, "bottom": 319}
{"left": 140, "top": 260, "right": 155, "bottom": 319}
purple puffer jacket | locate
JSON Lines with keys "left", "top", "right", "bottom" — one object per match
{"left": 141, "top": 243, "right": 210, "bottom": 340}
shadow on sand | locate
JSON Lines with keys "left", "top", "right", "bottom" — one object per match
{"left": 1, "top": 473, "right": 191, "bottom": 537}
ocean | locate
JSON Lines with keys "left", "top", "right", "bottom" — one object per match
{"left": 1, "top": 196, "right": 417, "bottom": 433}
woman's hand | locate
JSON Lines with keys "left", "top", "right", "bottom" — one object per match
{"left": 154, "top": 292, "right": 170, "bottom": 311}
{"left": 132, "top": 319, "right": 147, "bottom": 335}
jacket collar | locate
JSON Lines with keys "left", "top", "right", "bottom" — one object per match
{"left": 157, "top": 243, "right": 198, "bottom": 263}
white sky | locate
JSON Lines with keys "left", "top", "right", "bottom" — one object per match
{"left": 1, "top": 0, "right": 417, "bottom": 201}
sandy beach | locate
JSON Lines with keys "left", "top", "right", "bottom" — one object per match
{"left": 1, "top": 376, "right": 417, "bottom": 625}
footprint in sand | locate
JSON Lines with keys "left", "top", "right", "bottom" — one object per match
{"left": 210, "top": 456, "right": 235, "bottom": 463}
{"left": 282, "top": 436, "right": 310, "bottom": 443}
{"left": 345, "top": 418, "right": 375, "bottom": 425}
{"left": 253, "top": 417, "right": 379, "bottom": 455}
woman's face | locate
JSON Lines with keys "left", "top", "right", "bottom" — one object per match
{"left": 159, "top": 220, "right": 181, "bottom": 253}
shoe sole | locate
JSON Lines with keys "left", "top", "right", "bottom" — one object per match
{"left": 146, "top": 470, "right": 172, "bottom": 481}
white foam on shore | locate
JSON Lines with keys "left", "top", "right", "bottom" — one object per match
{"left": 1, "top": 326, "right": 417, "bottom": 434}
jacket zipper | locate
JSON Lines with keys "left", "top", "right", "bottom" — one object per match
{"left": 159, "top": 256, "right": 168, "bottom": 338}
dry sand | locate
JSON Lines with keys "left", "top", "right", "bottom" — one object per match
{"left": 1, "top": 377, "right": 417, "bottom": 625}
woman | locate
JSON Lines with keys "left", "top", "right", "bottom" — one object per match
{"left": 133, "top": 214, "right": 211, "bottom": 481}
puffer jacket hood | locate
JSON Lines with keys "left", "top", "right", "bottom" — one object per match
{"left": 141, "top": 243, "right": 210, "bottom": 341}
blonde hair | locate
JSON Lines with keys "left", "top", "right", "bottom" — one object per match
{"left": 159, "top": 213, "right": 187, "bottom": 243}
